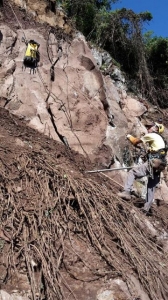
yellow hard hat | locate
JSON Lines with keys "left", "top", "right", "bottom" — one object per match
{"left": 155, "top": 122, "right": 164, "bottom": 133}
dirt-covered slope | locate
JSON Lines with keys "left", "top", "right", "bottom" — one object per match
{"left": 0, "top": 1, "right": 168, "bottom": 300}
{"left": 0, "top": 108, "right": 168, "bottom": 300}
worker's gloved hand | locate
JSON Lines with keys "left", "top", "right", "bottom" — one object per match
{"left": 126, "top": 134, "right": 141, "bottom": 146}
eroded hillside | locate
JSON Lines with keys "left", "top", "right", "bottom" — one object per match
{"left": 0, "top": 107, "right": 168, "bottom": 300}
{"left": 0, "top": 1, "right": 168, "bottom": 300}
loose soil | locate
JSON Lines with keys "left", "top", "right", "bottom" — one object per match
{"left": 0, "top": 108, "right": 168, "bottom": 300}
{"left": 0, "top": 2, "right": 168, "bottom": 299}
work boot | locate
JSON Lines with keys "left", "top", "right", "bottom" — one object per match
{"left": 117, "top": 191, "right": 131, "bottom": 200}
{"left": 140, "top": 208, "right": 152, "bottom": 216}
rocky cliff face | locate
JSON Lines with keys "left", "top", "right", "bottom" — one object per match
{"left": 0, "top": 0, "right": 131, "bottom": 165}
{"left": 0, "top": 1, "right": 168, "bottom": 300}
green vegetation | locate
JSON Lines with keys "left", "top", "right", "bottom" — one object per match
{"left": 145, "top": 35, "right": 168, "bottom": 107}
{"left": 62, "top": 0, "right": 168, "bottom": 107}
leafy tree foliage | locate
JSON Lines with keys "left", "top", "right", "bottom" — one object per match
{"left": 61, "top": 0, "right": 168, "bottom": 107}
{"left": 145, "top": 36, "right": 168, "bottom": 107}
{"left": 62, "top": 0, "right": 117, "bottom": 35}
{"left": 91, "top": 8, "right": 153, "bottom": 98}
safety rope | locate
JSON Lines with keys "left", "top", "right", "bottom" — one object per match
{"left": 44, "top": 30, "right": 93, "bottom": 158}
{"left": 47, "top": 28, "right": 63, "bottom": 81}
{"left": 7, "top": 1, "right": 27, "bottom": 40}
{"left": 46, "top": 28, "right": 109, "bottom": 122}
{"left": 100, "top": 172, "right": 124, "bottom": 188}
{"left": 41, "top": 26, "right": 120, "bottom": 158}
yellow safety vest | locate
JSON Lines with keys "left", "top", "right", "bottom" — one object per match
{"left": 25, "top": 43, "right": 38, "bottom": 59}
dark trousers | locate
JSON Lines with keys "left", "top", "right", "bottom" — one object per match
{"left": 124, "top": 161, "right": 160, "bottom": 211}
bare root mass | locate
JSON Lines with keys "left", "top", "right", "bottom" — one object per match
{"left": 0, "top": 1, "right": 168, "bottom": 299}
{"left": 0, "top": 134, "right": 167, "bottom": 300}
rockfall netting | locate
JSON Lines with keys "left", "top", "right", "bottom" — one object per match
{"left": 0, "top": 145, "right": 168, "bottom": 300}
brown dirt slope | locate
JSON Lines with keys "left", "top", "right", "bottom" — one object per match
{"left": 0, "top": 2, "right": 168, "bottom": 299}
{"left": 0, "top": 108, "right": 168, "bottom": 300}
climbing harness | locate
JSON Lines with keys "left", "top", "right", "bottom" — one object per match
{"left": 22, "top": 38, "right": 40, "bottom": 74}
{"left": 147, "top": 151, "right": 167, "bottom": 175}
{"left": 147, "top": 133, "right": 167, "bottom": 174}
{"left": 148, "top": 159, "right": 154, "bottom": 179}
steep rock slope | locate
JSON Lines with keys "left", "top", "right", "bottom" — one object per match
{"left": 0, "top": 2, "right": 168, "bottom": 300}
{"left": 1, "top": 3, "right": 168, "bottom": 200}
{"left": 0, "top": 0, "right": 130, "bottom": 167}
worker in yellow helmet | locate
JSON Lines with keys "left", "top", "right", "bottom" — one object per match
{"left": 118, "top": 121, "right": 167, "bottom": 213}
{"left": 128, "top": 122, "right": 165, "bottom": 151}
{"left": 23, "top": 39, "right": 40, "bottom": 73}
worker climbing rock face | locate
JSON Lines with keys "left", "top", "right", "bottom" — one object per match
{"left": 118, "top": 121, "right": 167, "bottom": 213}
{"left": 22, "top": 39, "right": 40, "bottom": 73}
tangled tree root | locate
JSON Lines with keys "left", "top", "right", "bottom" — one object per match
{"left": 0, "top": 147, "right": 168, "bottom": 300}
